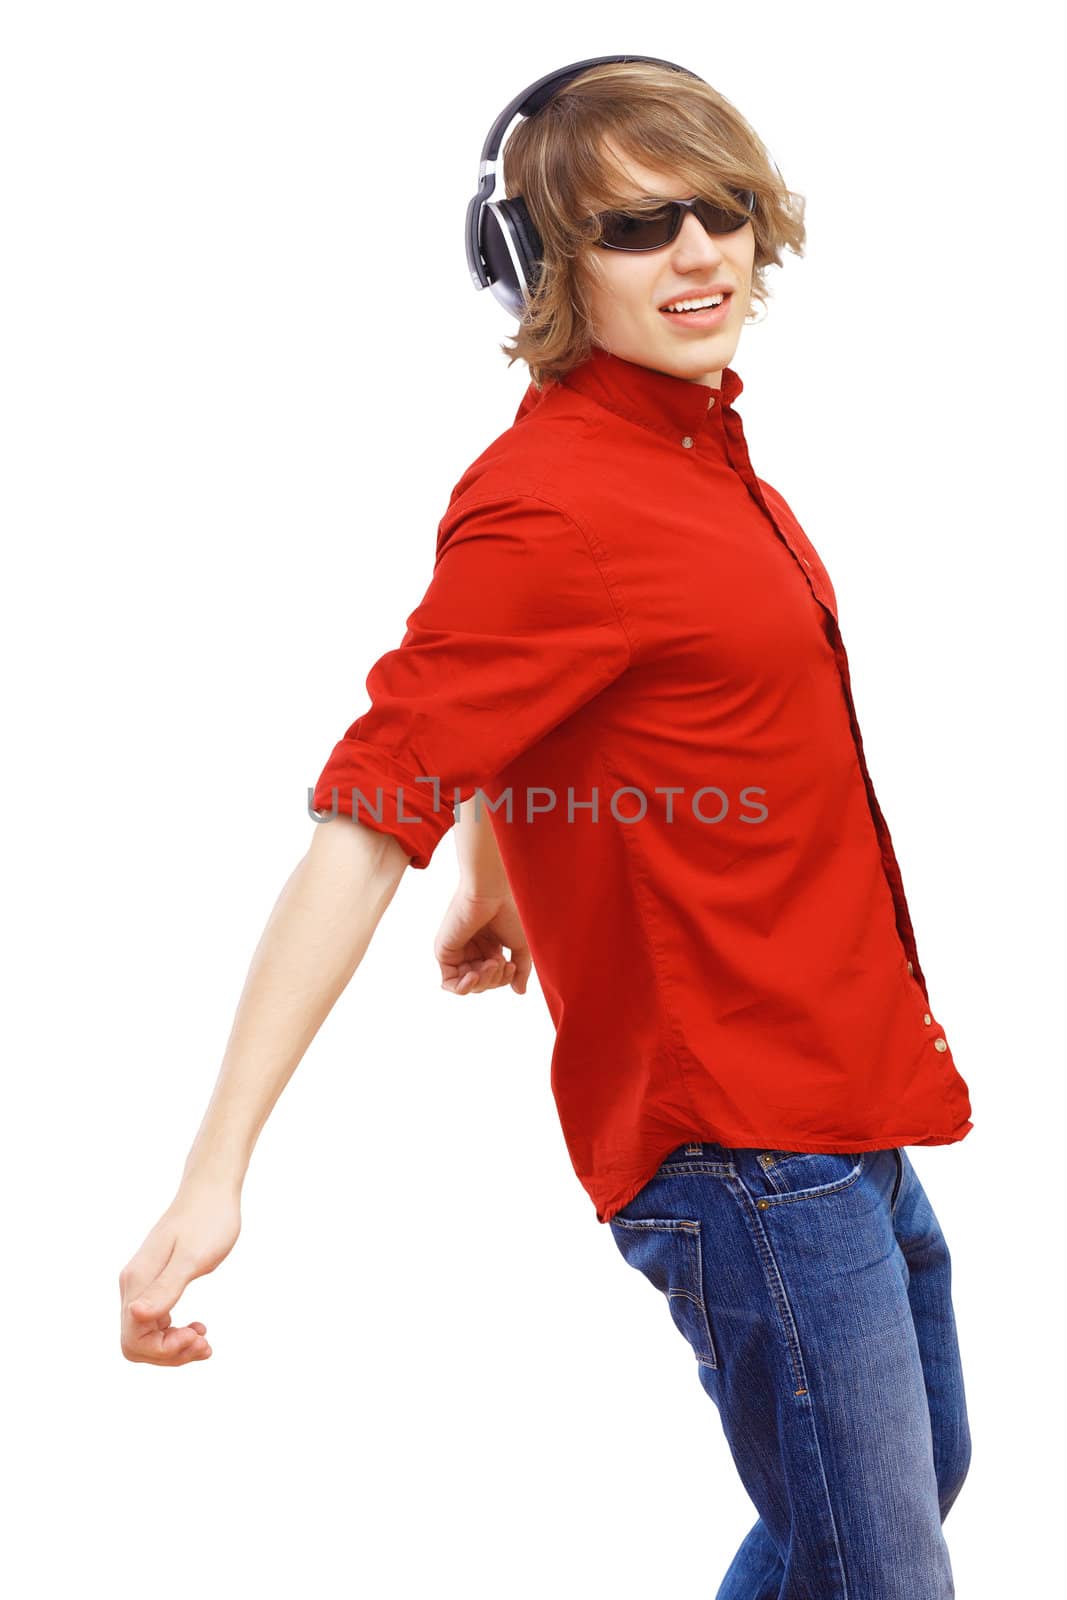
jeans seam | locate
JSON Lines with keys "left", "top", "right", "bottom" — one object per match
{"left": 726, "top": 1176, "right": 812, "bottom": 1400}
{"left": 890, "top": 1147, "right": 904, "bottom": 1215}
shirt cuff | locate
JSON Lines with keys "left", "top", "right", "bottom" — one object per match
{"left": 310, "top": 739, "right": 456, "bottom": 870}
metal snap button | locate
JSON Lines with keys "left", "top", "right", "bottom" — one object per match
{"left": 934, "top": 1037, "right": 948, "bottom": 1052}
{"left": 923, "top": 1013, "right": 931, "bottom": 1025}
{"left": 681, "top": 435, "right": 694, "bottom": 448}
{"left": 907, "top": 960, "right": 914, "bottom": 974}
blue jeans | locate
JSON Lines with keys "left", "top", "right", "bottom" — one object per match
{"left": 608, "top": 1143, "right": 971, "bottom": 1598}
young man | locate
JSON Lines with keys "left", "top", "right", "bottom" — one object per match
{"left": 120, "top": 58, "right": 973, "bottom": 1597}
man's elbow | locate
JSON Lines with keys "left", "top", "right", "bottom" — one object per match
{"left": 309, "top": 811, "right": 412, "bottom": 890}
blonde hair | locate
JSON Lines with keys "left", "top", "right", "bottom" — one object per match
{"left": 498, "top": 61, "right": 807, "bottom": 387}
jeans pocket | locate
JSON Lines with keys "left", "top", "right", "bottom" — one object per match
{"left": 608, "top": 1215, "right": 719, "bottom": 1369}
{"left": 758, "top": 1149, "right": 866, "bottom": 1200}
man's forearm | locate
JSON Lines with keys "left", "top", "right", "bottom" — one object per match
{"left": 454, "top": 793, "right": 511, "bottom": 895}
{"left": 180, "top": 817, "right": 409, "bottom": 1192}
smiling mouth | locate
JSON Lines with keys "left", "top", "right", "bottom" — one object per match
{"left": 659, "top": 291, "right": 732, "bottom": 316}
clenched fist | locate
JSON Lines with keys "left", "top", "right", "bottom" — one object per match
{"left": 435, "top": 885, "right": 532, "bottom": 996}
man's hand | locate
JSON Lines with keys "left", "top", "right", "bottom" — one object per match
{"left": 435, "top": 885, "right": 532, "bottom": 996}
{"left": 118, "top": 1177, "right": 241, "bottom": 1365}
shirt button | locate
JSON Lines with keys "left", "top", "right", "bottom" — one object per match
{"left": 934, "top": 1037, "right": 948, "bottom": 1052}
{"left": 923, "top": 1013, "right": 931, "bottom": 1025}
{"left": 681, "top": 435, "right": 694, "bottom": 448}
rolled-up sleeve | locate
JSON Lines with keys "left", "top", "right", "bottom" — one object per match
{"left": 310, "top": 490, "right": 633, "bottom": 868}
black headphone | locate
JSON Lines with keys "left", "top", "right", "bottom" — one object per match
{"left": 464, "top": 54, "right": 707, "bottom": 319}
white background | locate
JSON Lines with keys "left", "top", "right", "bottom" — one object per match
{"left": 3, "top": 2, "right": 1062, "bottom": 1594}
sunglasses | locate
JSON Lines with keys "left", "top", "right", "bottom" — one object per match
{"left": 593, "top": 190, "right": 756, "bottom": 252}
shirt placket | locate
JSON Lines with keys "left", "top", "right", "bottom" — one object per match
{"left": 715, "top": 408, "right": 929, "bottom": 1001}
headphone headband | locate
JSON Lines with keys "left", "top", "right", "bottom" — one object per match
{"left": 464, "top": 54, "right": 706, "bottom": 318}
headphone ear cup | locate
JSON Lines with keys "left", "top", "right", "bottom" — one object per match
{"left": 482, "top": 194, "right": 545, "bottom": 317}
{"left": 504, "top": 194, "right": 544, "bottom": 291}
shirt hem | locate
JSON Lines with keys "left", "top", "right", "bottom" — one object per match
{"left": 593, "top": 1117, "right": 975, "bottom": 1224}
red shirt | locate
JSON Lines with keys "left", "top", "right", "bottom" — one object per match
{"left": 312, "top": 346, "right": 973, "bottom": 1223}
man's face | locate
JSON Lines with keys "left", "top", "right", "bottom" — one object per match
{"left": 579, "top": 138, "right": 756, "bottom": 391}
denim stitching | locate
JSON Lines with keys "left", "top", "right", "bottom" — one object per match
{"left": 726, "top": 1172, "right": 853, "bottom": 1593}
{"left": 657, "top": 1157, "right": 736, "bottom": 1178}
{"left": 756, "top": 1154, "right": 866, "bottom": 1206}
{"left": 726, "top": 1177, "right": 812, "bottom": 1399}
{"left": 610, "top": 1216, "right": 719, "bottom": 1368}
{"left": 764, "top": 1151, "right": 861, "bottom": 1195}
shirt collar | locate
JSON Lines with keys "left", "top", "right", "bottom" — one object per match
{"left": 557, "top": 345, "right": 744, "bottom": 444}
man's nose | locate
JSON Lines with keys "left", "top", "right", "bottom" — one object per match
{"left": 672, "top": 209, "right": 726, "bottom": 260}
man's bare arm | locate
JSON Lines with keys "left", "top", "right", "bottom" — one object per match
{"left": 118, "top": 815, "right": 410, "bottom": 1363}
{"left": 431, "top": 796, "right": 532, "bottom": 997}
{"left": 454, "top": 792, "right": 511, "bottom": 896}
{"left": 180, "top": 816, "right": 410, "bottom": 1187}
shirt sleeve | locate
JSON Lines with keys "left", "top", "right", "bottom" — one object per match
{"left": 310, "top": 489, "right": 633, "bottom": 868}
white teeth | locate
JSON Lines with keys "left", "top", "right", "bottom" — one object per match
{"left": 663, "top": 294, "right": 725, "bottom": 313}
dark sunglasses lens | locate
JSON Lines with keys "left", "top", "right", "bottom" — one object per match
{"left": 600, "top": 190, "right": 754, "bottom": 250}
{"left": 600, "top": 205, "right": 678, "bottom": 251}
{"left": 694, "top": 191, "right": 754, "bottom": 234}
